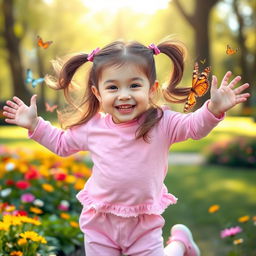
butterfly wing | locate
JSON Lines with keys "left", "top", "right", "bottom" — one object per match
{"left": 45, "top": 102, "right": 57, "bottom": 112}
{"left": 226, "top": 44, "right": 237, "bottom": 55}
{"left": 193, "top": 66, "right": 210, "bottom": 97}
{"left": 184, "top": 92, "right": 196, "bottom": 112}
{"left": 37, "top": 35, "right": 53, "bottom": 49}
{"left": 25, "top": 69, "right": 33, "bottom": 84}
{"left": 192, "top": 62, "right": 199, "bottom": 88}
{"left": 32, "top": 78, "right": 45, "bottom": 88}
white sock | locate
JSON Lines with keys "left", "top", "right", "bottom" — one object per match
{"left": 164, "top": 241, "right": 186, "bottom": 256}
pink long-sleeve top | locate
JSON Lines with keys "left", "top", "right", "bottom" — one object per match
{"left": 29, "top": 101, "right": 224, "bottom": 217}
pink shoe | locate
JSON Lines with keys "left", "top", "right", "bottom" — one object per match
{"left": 166, "top": 224, "right": 200, "bottom": 256}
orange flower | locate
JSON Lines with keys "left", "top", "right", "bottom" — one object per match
{"left": 10, "top": 251, "right": 23, "bottom": 256}
{"left": 233, "top": 238, "right": 244, "bottom": 245}
{"left": 238, "top": 215, "right": 250, "bottom": 223}
{"left": 42, "top": 183, "right": 54, "bottom": 192}
{"left": 30, "top": 207, "right": 43, "bottom": 215}
{"left": 60, "top": 213, "right": 70, "bottom": 220}
{"left": 17, "top": 238, "right": 27, "bottom": 245}
{"left": 208, "top": 204, "right": 220, "bottom": 213}
{"left": 70, "top": 221, "right": 79, "bottom": 228}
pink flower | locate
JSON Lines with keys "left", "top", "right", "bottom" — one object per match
{"left": 220, "top": 226, "right": 243, "bottom": 238}
{"left": 21, "top": 193, "right": 35, "bottom": 203}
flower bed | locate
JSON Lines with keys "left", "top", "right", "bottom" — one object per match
{"left": 0, "top": 145, "right": 91, "bottom": 255}
{"left": 208, "top": 204, "right": 256, "bottom": 256}
{"left": 205, "top": 136, "right": 256, "bottom": 169}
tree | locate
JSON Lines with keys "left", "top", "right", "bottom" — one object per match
{"left": 171, "top": 0, "right": 220, "bottom": 108}
{"left": 1, "top": 0, "right": 32, "bottom": 104}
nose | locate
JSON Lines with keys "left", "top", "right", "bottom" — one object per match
{"left": 118, "top": 89, "right": 131, "bottom": 101}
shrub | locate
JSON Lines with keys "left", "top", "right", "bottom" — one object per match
{"left": 205, "top": 136, "right": 256, "bottom": 169}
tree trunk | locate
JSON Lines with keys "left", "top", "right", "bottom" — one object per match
{"left": 2, "top": 0, "right": 32, "bottom": 104}
{"left": 172, "top": 0, "right": 219, "bottom": 109}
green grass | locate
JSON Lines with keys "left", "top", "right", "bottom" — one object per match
{"left": 162, "top": 165, "right": 256, "bottom": 256}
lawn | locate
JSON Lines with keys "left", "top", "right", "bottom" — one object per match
{"left": 162, "top": 164, "right": 256, "bottom": 256}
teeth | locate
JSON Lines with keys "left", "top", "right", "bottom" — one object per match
{"left": 118, "top": 105, "right": 133, "bottom": 109}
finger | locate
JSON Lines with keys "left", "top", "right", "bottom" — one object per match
{"left": 5, "top": 119, "right": 16, "bottom": 124}
{"left": 3, "top": 111, "right": 15, "bottom": 119}
{"left": 236, "top": 93, "right": 250, "bottom": 99}
{"left": 220, "top": 71, "right": 232, "bottom": 87}
{"left": 30, "top": 94, "right": 37, "bottom": 107}
{"left": 228, "top": 76, "right": 241, "bottom": 89}
{"left": 234, "top": 83, "right": 249, "bottom": 94}
{"left": 3, "top": 106, "right": 16, "bottom": 114}
{"left": 13, "top": 96, "right": 25, "bottom": 106}
{"left": 235, "top": 96, "right": 249, "bottom": 104}
{"left": 210, "top": 75, "right": 218, "bottom": 94}
{"left": 6, "top": 100, "right": 19, "bottom": 110}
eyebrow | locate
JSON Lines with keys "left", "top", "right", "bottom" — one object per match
{"left": 103, "top": 77, "right": 144, "bottom": 85}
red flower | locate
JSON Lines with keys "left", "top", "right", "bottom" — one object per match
{"left": 5, "top": 179, "right": 15, "bottom": 186}
{"left": 54, "top": 172, "right": 67, "bottom": 181}
{"left": 16, "top": 180, "right": 30, "bottom": 190}
{"left": 14, "top": 210, "right": 28, "bottom": 216}
{"left": 25, "top": 166, "right": 40, "bottom": 180}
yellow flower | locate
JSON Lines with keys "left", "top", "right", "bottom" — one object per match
{"left": 20, "top": 231, "right": 47, "bottom": 244}
{"left": 30, "top": 206, "right": 43, "bottom": 215}
{"left": 10, "top": 251, "right": 23, "bottom": 256}
{"left": 238, "top": 215, "right": 250, "bottom": 223}
{"left": 3, "top": 215, "right": 23, "bottom": 226}
{"left": 17, "top": 238, "right": 27, "bottom": 246}
{"left": 233, "top": 238, "right": 244, "bottom": 245}
{"left": 70, "top": 221, "right": 79, "bottom": 228}
{"left": 208, "top": 204, "right": 220, "bottom": 213}
{"left": 74, "top": 179, "right": 85, "bottom": 190}
{"left": 20, "top": 216, "right": 41, "bottom": 226}
{"left": 0, "top": 221, "right": 10, "bottom": 231}
{"left": 5, "top": 205, "right": 16, "bottom": 212}
{"left": 60, "top": 213, "right": 70, "bottom": 220}
{"left": 42, "top": 183, "right": 54, "bottom": 192}
{"left": 65, "top": 175, "right": 76, "bottom": 184}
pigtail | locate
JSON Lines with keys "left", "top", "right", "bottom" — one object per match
{"left": 45, "top": 53, "right": 100, "bottom": 129}
{"left": 157, "top": 41, "right": 191, "bottom": 103}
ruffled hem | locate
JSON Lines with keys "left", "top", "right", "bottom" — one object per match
{"left": 76, "top": 189, "right": 178, "bottom": 217}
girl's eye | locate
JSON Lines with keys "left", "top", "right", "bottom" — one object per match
{"left": 130, "top": 83, "right": 141, "bottom": 88}
{"left": 106, "top": 85, "right": 117, "bottom": 90}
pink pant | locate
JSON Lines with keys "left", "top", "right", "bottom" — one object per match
{"left": 79, "top": 208, "right": 166, "bottom": 256}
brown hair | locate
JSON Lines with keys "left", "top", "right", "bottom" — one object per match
{"left": 46, "top": 39, "right": 190, "bottom": 142}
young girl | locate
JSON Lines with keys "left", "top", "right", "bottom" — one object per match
{"left": 3, "top": 40, "right": 250, "bottom": 256}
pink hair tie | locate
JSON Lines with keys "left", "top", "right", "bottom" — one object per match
{"left": 148, "top": 44, "right": 161, "bottom": 55}
{"left": 87, "top": 47, "right": 100, "bottom": 62}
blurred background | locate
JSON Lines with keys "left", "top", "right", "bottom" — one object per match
{"left": 0, "top": 0, "right": 255, "bottom": 255}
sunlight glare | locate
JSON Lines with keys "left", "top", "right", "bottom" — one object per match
{"left": 81, "top": 0, "right": 170, "bottom": 14}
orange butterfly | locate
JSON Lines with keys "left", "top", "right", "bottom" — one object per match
{"left": 226, "top": 44, "right": 238, "bottom": 55}
{"left": 184, "top": 62, "right": 211, "bottom": 112}
{"left": 45, "top": 102, "right": 58, "bottom": 112}
{"left": 37, "top": 35, "right": 53, "bottom": 49}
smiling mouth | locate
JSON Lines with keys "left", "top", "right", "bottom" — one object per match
{"left": 115, "top": 104, "right": 136, "bottom": 113}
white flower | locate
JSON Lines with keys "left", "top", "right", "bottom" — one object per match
{"left": 5, "top": 162, "right": 15, "bottom": 171}
{"left": 60, "top": 200, "right": 70, "bottom": 207}
{"left": 33, "top": 199, "right": 44, "bottom": 207}
{"left": 0, "top": 188, "right": 12, "bottom": 197}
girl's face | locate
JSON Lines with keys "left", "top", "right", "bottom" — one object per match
{"left": 92, "top": 63, "right": 157, "bottom": 124}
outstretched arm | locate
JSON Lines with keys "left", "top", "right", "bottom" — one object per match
{"left": 208, "top": 71, "right": 250, "bottom": 117}
{"left": 3, "top": 95, "right": 39, "bottom": 132}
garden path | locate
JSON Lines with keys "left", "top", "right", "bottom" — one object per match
{"left": 168, "top": 152, "right": 205, "bottom": 165}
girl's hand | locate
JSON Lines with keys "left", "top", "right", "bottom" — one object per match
{"left": 3, "top": 95, "right": 39, "bottom": 132}
{"left": 208, "top": 71, "right": 250, "bottom": 117}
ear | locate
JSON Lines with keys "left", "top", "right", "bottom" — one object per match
{"left": 91, "top": 86, "right": 102, "bottom": 102}
{"left": 149, "top": 80, "right": 159, "bottom": 98}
